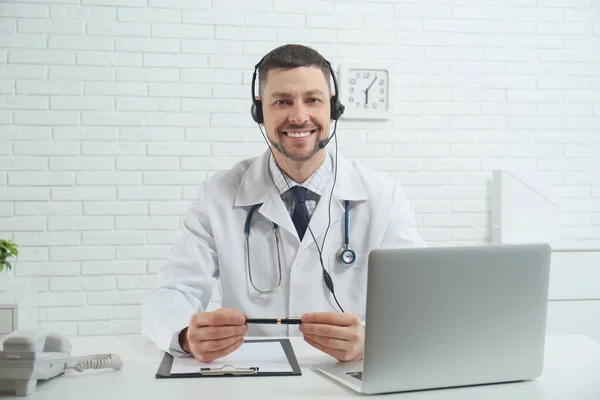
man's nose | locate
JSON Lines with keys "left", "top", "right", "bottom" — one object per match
{"left": 287, "top": 103, "right": 310, "bottom": 125}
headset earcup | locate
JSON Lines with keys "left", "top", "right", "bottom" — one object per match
{"left": 330, "top": 97, "right": 345, "bottom": 120}
{"left": 251, "top": 100, "right": 263, "bottom": 124}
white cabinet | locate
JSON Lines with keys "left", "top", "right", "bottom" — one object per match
{"left": 546, "top": 246, "right": 600, "bottom": 342}
{"left": 0, "top": 288, "right": 38, "bottom": 337}
{"left": 0, "top": 307, "right": 14, "bottom": 334}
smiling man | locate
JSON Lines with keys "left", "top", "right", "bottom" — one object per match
{"left": 263, "top": 69, "right": 326, "bottom": 163}
{"left": 141, "top": 44, "right": 424, "bottom": 364}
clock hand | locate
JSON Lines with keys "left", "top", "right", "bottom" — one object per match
{"left": 364, "top": 75, "right": 377, "bottom": 104}
{"left": 366, "top": 75, "right": 377, "bottom": 92}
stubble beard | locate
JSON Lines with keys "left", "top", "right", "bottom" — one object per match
{"left": 272, "top": 127, "right": 324, "bottom": 162}
{"left": 272, "top": 140, "right": 321, "bottom": 162}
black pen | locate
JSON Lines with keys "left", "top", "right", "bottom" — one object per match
{"left": 245, "top": 318, "right": 302, "bottom": 325}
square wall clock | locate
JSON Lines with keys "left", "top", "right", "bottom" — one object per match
{"left": 337, "top": 63, "right": 393, "bottom": 120}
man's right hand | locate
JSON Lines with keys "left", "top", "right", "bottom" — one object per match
{"left": 179, "top": 308, "right": 248, "bottom": 362}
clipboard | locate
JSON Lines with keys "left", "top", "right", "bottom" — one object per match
{"left": 155, "top": 338, "right": 302, "bottom": 378}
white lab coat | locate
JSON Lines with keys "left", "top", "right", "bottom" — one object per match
{"left": 141, "top": 148, "right": 424, "bottom": 354}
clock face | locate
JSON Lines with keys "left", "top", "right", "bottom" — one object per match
{"left": 345, "top": 69, "right": 389, "bottom": 112}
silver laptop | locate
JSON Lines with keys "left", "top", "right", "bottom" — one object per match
{"left": 315, "top": 243, "right": 551, "bottom": 395}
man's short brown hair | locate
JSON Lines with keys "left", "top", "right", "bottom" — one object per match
{"left": 257, "top": 44, "right": 332, "bottom": 97}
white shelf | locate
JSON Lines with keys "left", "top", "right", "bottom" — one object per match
{"left": 549, "top": 241, "right": 600, "bottom": 252}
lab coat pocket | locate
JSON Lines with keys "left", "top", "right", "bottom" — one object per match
{"left": 327, "top": 253, "right": 369, "bottom": 320}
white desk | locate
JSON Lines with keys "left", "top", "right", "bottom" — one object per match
{"left": 8, "top": 335, "right": 600, "bottom": 400}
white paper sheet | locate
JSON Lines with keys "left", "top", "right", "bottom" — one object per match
{"left": 170, "top": 341, "right": 294, "bottom": 374}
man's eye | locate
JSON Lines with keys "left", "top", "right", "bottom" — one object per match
{"left": 275, "top": 100, "right": 289, "bottom": 105}
{"left": 309, "top": 98, "right": 322, "bottom": 103}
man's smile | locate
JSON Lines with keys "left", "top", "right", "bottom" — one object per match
{"left": 282, "top": 130, "right": 317, "bottom": 138}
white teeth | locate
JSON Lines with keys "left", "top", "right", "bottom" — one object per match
{"left": 286, "top": 131, "right": 312, "bottom": 138}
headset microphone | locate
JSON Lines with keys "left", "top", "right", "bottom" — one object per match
{"left": 318, "top": 134, "right": 333, "bottom": 149}
{"left": 318, "top": 115, "right": 340, "bottom": 149}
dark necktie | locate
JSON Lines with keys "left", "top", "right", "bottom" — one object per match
{"left": 290, "top": 186, "right": 309, "bottom": 241}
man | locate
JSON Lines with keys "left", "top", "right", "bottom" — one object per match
{"left": 141, "top": 44, "right": 424, "bottom": 364}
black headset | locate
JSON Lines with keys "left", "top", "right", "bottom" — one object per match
{"left": 250, "top": 53, "right": 349, "bottom": 312}
{"left": 250, "top": 56, "right": 345, "bottom": 125}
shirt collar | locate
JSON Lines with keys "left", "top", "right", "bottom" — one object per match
{"left": 268, "top": 151, "right": 333, "bottom": 197}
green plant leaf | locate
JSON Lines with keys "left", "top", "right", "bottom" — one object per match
{"left": 6, "top": 244, "right": 17, "bottom": 256}
{"left": 0, "top": 240, "right": 17, "bottom": 269}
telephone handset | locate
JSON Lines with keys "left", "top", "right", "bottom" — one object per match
{"left": 0, "top": 328, "right": 123, "bottom": 396}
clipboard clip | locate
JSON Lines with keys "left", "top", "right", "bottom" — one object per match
{"left": 199, "top": 365, "right": 259, "bottom": 376}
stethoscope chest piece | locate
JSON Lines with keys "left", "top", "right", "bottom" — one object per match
{"left": 336, "top": 246, "right": 356, "bottom": 267}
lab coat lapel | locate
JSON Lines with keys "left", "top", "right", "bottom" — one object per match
{"left": 234, "top": 150, "right": 297, "bottom": 238}
{"left": 300, "top": 151, "right": 369, "bottom": 251}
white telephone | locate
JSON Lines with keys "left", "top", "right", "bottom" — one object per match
{"left": 0, "top": 328, "right": 123, "bottom": 396}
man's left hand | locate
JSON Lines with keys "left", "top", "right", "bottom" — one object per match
{"left": 299, "top": 312, "right": 364, "bottom": 362}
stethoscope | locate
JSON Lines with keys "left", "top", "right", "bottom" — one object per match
{"left": 244, "top": 200, "right": 355, "bottom": 295}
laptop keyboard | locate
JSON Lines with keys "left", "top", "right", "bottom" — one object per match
{"left": 346, "top": 371, "right": 363, "bottom": 381}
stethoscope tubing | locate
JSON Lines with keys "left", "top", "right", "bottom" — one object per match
{"left": 244, "top": 200, "right": 354, "bottom": 294}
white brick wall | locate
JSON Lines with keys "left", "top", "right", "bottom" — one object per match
{"left": 1, "top": 0, "right": 599, "bottom": 336}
